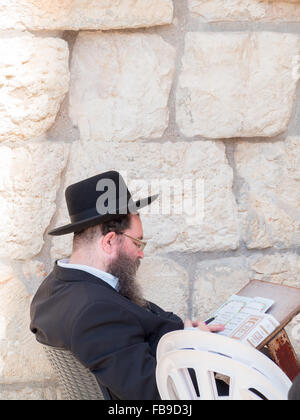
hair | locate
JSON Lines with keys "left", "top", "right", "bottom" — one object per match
{"left": 72, "top": 213, "right": 135, "bottom": 251}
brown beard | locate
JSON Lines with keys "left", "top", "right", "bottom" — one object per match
{"left": 107, "top": 249, "right": 148, "bottom": 308}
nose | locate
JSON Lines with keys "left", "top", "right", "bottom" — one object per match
{"left": 138, "top": 249, "right": 144, "bottom": 259}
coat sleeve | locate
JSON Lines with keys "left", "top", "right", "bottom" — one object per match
{"left": 70, "top": 300, "right": 161, "bottom": 400}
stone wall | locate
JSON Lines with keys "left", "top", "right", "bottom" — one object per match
{"left": 1, "top": 0, "right": 300, "bottom": 399}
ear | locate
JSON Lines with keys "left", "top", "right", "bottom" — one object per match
{"left": 101, "top": 231, "right": 118, "bottom": 254}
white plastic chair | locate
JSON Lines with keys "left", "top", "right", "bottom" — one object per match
{"left": 156, "top": 330, "right": 292, "bottom": 400}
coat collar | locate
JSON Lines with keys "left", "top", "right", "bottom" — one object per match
{"left": 53, "top": 261, "right": 119, "bottom": 293}
{"left": 57, "top": 259, "right": 119, "bottom": 290}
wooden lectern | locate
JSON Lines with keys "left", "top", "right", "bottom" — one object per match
{"left": 237, "top": 280, "right": 300, "bottom": 381}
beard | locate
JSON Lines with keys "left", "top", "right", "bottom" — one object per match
{"left": 107, "top": 249, "right": 148, "bottom": 308}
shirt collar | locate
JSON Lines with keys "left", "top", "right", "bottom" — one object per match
{"left": 57, "top": 258, "right": 119, "bottom": 290}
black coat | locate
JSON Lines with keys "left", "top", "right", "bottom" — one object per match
{"left": 30, "top": 263, "right": 184, "bottom": 400}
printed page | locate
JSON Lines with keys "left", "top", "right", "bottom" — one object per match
{"left": 228, "top": 313, "right": 280, "bottom": 347}
{"left": 209, "top": 295, "right": 275, "bottom": 340}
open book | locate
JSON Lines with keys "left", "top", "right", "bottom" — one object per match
{"left": 208, "top": 295, "right": 280, "bottom": 348}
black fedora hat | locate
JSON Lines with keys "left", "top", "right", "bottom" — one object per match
{"left": 48, "top": 170, "right": 158, "bottom": 236}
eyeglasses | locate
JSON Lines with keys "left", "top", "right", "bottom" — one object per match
{"left": 120, "top": 233, "right": 147, "bottom": 251}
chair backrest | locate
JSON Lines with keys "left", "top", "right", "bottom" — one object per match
{"left": 43, "top": 345, "right": 104, "bottom": 400}
{"left": 156, "top": 330, "right": 292, "bottom": 400}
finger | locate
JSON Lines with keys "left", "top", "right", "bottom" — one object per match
{"left": 197, "top": 322, "right": 208, "bottom": 328}
{"left": 195, "top": 322, "right": 210, "bottom": 332}
{"left": 208, "top": 324, "right": 225, "bottom": 332}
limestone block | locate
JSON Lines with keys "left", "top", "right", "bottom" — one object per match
{"left": 193, "top": 257, "right": 251, "bottom": 320}
{"left": 235, "top": 137, "right": 300, "bottom": 249}
{"left": 176, "top": 32, "right": 300, "bottom": 139}
{"left": 137, "top": 257, "right": 189, "bottom": 320}
{"left": 69, "top": 32, "right": 175, "bottom": 142}
{"left": 189, "top": 0, "right": 300, "bottom": 22}
{"left": 50, "top": 140, "right": 239, "bottom": 261}
{"left": 0, "top": 141, "right": 69, "bottom": 260}
{"left": 23, "top": 261, "right": 47, "bottom": 283}
{"left": 249, "top": 253, "right": 300, "bottom": 288}
{"left": 22, "top": 260, "right": 47, "bottom": 295}
{"left": 0, "top": 34, "right": 69, "bottom": 143}
{"left": 0, "top": 0, "right": 174, "bottom": 30}
{"left": 0, "top": 263, "right": 54, "bottom": 384}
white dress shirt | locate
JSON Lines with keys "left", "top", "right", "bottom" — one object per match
{"left": 57, "top": 258, "right": 119, "bottom": 290}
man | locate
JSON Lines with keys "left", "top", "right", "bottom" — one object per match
{"left": 30, "top": 171, "right": 224, "bottom": 400}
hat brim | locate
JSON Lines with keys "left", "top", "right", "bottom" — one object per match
{"left": 48, "top": 194, "right": 159, "bottom": 236}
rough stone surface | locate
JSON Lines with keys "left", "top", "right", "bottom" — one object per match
{"left": 235, "top": 137, "right": 300, "bottom": 250}
{"left": 50, "top": 140, "right": 239, "bottom": 262}
{"left": 0, "top": 35, "right": 69, "bottom": 143}
{"left": 193, "top": 257, "right": 251, "bottom": 320}
{"left": 0, "top": 0, "right": 174, "bottom": 30}
{"left": 69, "top": 32, "right": 176, "bottom": 142}
{"left": 0, "top": 141, "right": 69, "bottom": 260}
{"left": 176, "top": 32, "right": 300, "bottom": 139}
{"left": 0, "top": 263, "right": 54, "bottom": 385}
{"left": 22, "top": 260, "right": 47, "bottom": 295}
{"left": 137, "top": 256, "right": 189, "bottom": 320}
{"left": 249, "top": 253, "right": 300, "bottom": 288}
{"left": 189, "top": 0, "right": 300, "bottom": 22}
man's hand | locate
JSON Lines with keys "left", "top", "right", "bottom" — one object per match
{"left": 184, "top": 319, "right": 225, "bottom": 333}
